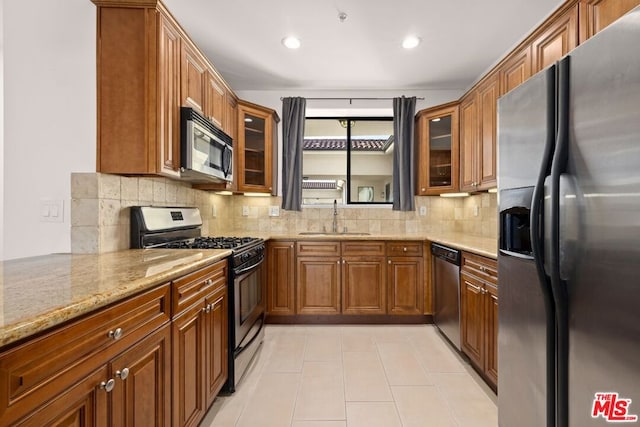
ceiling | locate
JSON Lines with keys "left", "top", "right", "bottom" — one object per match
{"left": 164, "top": 0, "right": 565, "bottom": 92}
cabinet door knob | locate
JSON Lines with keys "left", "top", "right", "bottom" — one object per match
{"left": 342, "top": 259, "right": 345, "bottom": 264}
{"left": 388, "top": 260, "right": 391, "bottom": 264}
{"left": 421, "top": 187, "right": 426, "bottom": 192}
{"left": 206, "top": 304, "right": 212, "bottom": 313}
{"left": 116, "top": 368, "right": 130, "bottom": 380}
{"left": 100, "top": 379, "right": 115, "bottom": 393}
{"left": 108, "top": 328, "right": 123, "bottom": 340}
{"left": 337, "top": 260, "right": 340, "bottom": 265}
{"left": 206, "top": 279, "right": 213, "bottom": 286}
{"left": 403, "top": 247, "right": 407, "bottom": 252}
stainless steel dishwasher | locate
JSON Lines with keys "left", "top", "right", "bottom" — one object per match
{"left": 432, "top": 243, "right": 461, "bottom": 350}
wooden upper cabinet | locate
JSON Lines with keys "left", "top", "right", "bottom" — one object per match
{"left": 182, "top": 43, "right": 207, "bottom": 113}
{"left": 499, "top": 46, "right": 531, "bottom": 95}
{"left": 414, "top": 102, "right": 460, "bottom": 195}
{"left": 459, "top": 92, "right": 478, "bottom": 192}
{"left": 531, "top": 5, "right": 578, "bottom": 74}
{"left": 224, "top": 94, "right": 238, "bottom": 142}
{"left": 237, "top": 100, "right": 280, "bottom": 194}
{"left": 158, "top": 12, "right": 182, "bottom": 177}
{"left": 579, "top": 0, "right": 640, "bottom": 42}
{"left": 95, "top": 4, "right": 183, "bottom": 177}
{"left": 205, "top": 71, "right": 225, "bottom": 128}
{"left": 93, "top": 0, "right": 240, "bottom": 181}
{"left": 477, "top": 73, "right": 498, "bottom": 190}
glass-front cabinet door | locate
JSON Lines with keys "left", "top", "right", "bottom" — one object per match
{"left": 415, "top": 102, "right": 459, "bottom": 195}
{"left": 237, "top": 100, "right": 279, "bottom": 194}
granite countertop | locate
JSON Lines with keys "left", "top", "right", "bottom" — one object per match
{"left": 0, "top": 231, "right": 495, "bottom": 349}
{"left": 248, "top": 231, "right": 497, "bottom": 259}
{"left": 0, "top": 249, "right": 231, "bottom": 349}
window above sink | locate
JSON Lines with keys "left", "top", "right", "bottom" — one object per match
{"left": 302, "top": 117, "right": 394, "bottom": 206}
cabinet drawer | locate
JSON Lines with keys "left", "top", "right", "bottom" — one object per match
{"left": 341, "top": 241, "right": 385, "bottom": 256}
{"left": 386, "top": 241, "right": 423, "bottom": 257}
{"left": 0, "top": 284, "right": 170, "bottom": 423}
{"left": 172, "top": 260, "right": 228, "bottom": 316}
{"left": 461, "top": 252, "right": 498, "bottom": 284}
{"left": 296, "top": 241, "right": 340, "bottom": 256}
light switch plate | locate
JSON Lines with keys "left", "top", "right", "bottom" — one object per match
{"left": 419, "top": 206, "right": 427, "bottom": 216}
{"left": 40, "top": 199, "right": 64, "bottom": 222}
{"left": 269, "top": 205, "right": 280, "bottom": 217}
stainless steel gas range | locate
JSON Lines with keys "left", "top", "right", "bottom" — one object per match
{"left": 130, "top": 206, "right": 265, "bottom": 393}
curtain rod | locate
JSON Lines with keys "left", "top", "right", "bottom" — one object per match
{"left": 280, "top": 96, "right": 425, "bottom": 105}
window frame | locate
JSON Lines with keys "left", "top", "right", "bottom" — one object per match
{"left": 303, "top": 116, "right": 394, "bottom": 206}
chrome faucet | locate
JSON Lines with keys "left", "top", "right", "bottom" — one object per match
{"left": 332, "top": 199, "right": 338, "bottom": 233}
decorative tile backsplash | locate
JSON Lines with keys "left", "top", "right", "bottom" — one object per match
{"left": 70, "top": 173, "right": 497, "bottom": 253}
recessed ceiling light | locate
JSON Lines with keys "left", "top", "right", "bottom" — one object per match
{"left": 402, "top": 36, "right": 421, "bottom": 49}
{"left": 282, "top": 36, "right": 301, "bottom": 49}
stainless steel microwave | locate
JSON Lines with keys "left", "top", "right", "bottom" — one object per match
{"left": 180, "top": 107, "right": 233, "bottom": 183}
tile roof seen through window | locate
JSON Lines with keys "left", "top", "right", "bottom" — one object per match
{"left": 303, "top": 137, "right": 393, "bottom": 152}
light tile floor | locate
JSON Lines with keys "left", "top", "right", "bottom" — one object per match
{"left": 201, "top": 325, "right": 497, "bottom": 427}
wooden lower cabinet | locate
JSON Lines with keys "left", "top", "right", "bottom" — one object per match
{"left": 0, "top": 261, "right": 230, "bottom": 426}
{"left": 267, "top": 241, "right": 296, "bottom": 315}
{"left": 342, "top": 256, "right": 386, "bottom": 314}
{"left": 387, "top": 257, "right": 424, "bottom": 314}
{"left": 205, "top": 286, "right": 228, "bottom": 409}
{"left": 111, "top": 324, "right": 172, "bottom": 426}
{"left": 460, "top": 253, "right": 498, "bottom": 389}
{"left": 14, "top": 366, "right": 109, "bottom": 427}
{"left": 485, "top": 284, "right": 499, "bottom": 386}
{"left": 172, "top": 302, "right": 206, "bottom": 427}
{"left": 172, "top": 261, "right": 228, "bottom": 427}
{"left": 460, "top": 272, "right": 485, "bottom": 367}
{"left": 297, "top": 256, "right": 341, "bottom": 314}
{"left": 285, "top": 240, "right": 427, "bottom": 317}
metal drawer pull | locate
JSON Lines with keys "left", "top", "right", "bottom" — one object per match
{"left": 206, "top": 279, "right": 213, "bottom": 286}
{"left": 466, "top": 282, "right": 482, "bottom": 293}
{"left": 100, "top": 379, "right": 115, "bottom": 392}
{"left": 116, "top": 368, "right": 130, "bottom": 380}
{"left": 108, "top": 328, "right": 123, "bottom": 340}
{"left": 206, "top": 304, "right": 212, "bottom": 313}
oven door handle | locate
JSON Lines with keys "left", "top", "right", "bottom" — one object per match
{"left": 234, "top": 257, "right": 264, "bottom": 276}
{"left": 234, "top": 313, "right": 265, "bottom": 357}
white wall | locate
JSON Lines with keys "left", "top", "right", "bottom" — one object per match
{"left": 3, "top": 0, "right": 96, "bottom": 260}
{"left": 236, "top": 89, "right": 464, "bottom": 197}
{"left": 0, "top": 0, "right": 4, "bottom": 261}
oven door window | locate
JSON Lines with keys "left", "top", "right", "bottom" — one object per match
{"left": 239, "top": 265, "right": 262, "bottom": 325}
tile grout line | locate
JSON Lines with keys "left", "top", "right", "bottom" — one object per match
{"left": 374, "top": 328, "right": 406, "bottom": 427}
{"left": 288, "top": 332, "right": 308, "bottom": 427}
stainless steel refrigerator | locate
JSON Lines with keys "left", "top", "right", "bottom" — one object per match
{"left": 497, "top": 7, "right": 640, "bottom": 427}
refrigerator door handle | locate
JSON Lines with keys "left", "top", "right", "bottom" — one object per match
{"left": 559, "top": 174, "right": 579, "bottom": 281}
{"left": 530, "top": 64, "right": 558, "bottom": 427}
{"left": 550, "top": 56, "right": 571, "bottom": 427}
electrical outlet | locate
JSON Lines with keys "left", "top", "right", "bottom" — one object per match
{"left": 211, "top": 205, "right": 217, "bottom": 218}
{"left": 419, "top": 206, "right": 427, "bottom": 216}
{"left": 269, "top": 205, "right": 280, "bottom": 217}
{"left": 473, "top": 205, "right": 480, "bottom": 217}
{"left": 242, "top": 206, "right": 250, "bottom": 217}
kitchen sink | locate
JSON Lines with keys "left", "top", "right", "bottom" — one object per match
{"left": 298, "top": 232, "right": 371, "bottom": 236}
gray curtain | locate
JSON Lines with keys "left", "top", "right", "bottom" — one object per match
{"left": 281, "top": 97, "right": 306, "bottom": 211}
{"left": 392, "top": 96, "right": 417, "bottom": 211}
